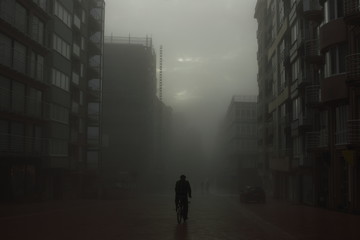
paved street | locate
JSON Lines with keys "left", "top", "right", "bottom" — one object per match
{"left": 1, "top": 194, "right": 359, "bottom": 240}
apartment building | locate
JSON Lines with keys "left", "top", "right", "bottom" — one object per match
{"left": 255, "top": 0, "right": 360, "bottom": 212}
{"left": 102, "top": 36, "right": 160, "bottom": 195}
{"left": 0, "top": 0, "right": 105, "bottom": 202}
{"left": 216, "top": 96, "right": 259, "bottom": 193}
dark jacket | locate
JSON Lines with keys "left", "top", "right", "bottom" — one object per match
{"left": 175, "top": 180, "right": 192, "bottom": 197}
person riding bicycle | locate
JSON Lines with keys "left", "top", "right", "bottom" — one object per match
{"left": 175, "top": 174, "right": 192, "bottom": 221}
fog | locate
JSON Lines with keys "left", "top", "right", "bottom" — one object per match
{"left": 2, "top": 0, "right": 360, "bottom": 239}
{"left": 105, "top": 0, "right": 258, "bottom": 152}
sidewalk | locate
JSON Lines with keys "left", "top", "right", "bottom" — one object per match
{"left": 239, "top": 198, "right": 360, "bottom": 240}
{"left": 0, "top": 199, "right": 103, "bottom": 219}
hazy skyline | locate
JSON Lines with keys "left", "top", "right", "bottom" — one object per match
{"left": 104, "top": 0, "right": 259, "bottom": 148}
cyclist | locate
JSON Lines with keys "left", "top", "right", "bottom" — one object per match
{"left": 175, "top": 174, "right": 192, "bottom": 221}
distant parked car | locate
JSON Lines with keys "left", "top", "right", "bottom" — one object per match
{"left": 240, "top": 186, "right": 266, "bottom": 203}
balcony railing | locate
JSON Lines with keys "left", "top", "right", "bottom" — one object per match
{"left": 299, "top": 154, "right": 313, "bottom": 167}
{"left": 72, "top": 102, "right": 79, "bottom": 114}
{"left": 0, "top": 45, "right": 45, "bottom": 83}
{"left": 346, "top": 53, "right": 360, "bottom": 81}
{"left": 303, "top": 39, "right": 321, "bottom": 63}
{"left": 305, "top": 85, "right": 320, "bottom": 105}
{"left": 73, "top": 43, "right": 80, "bottom": 57}
{"left": 0, "top": 9, "right": 49, "bottom": 46}
{"left": 0, "top": 88, "right": 49, "bottom": 119}
{"left": 73, "top": 15, "right": 81, "bottom": 29}
{"left": 344, "top": 0, "right": 360, "bottom": 24}
{"left": 72, "top": 72, "right": 80, "bottom": 85}
{"left": 335, "top": 130, "right": 349, "bottom": 145}
{"left": 299, "top": 113, "right": 312, "bottom": 127}
{"left": 0, "top": 133, "right": 48, "bottom": 155}
{"left": 306, "top": 130, "right": 328, "bottom": 149}
{"left": 302, "top": 0, "right": 323, "bottom": 22}
{"left": 348, "top": 119, "right": 360, "bottom": 144}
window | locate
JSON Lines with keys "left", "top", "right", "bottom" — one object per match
{"left": 31, "top": 16, "right": 44, "bottom": 44}
{"left": 335, "top": 105, "right": 348, "bottom": 144}
{"left": 27, "top": 88, "right": 42, "bottom": 117}
{"left": 12, "top": 81, "right": 25, "bottom": 113}
{"left": 15, "top": 2, "right": 27, "bottom": 33}
{"left": 49, "top": 139, "right": 68, "bottom": 156}
{"left": 291, "top": 21, "right": 298, "bottom": 44}
{"left": 87, "top": 151, "right": 99, "bottom": 169}
{"left": 0, "top": 75, "right": 10, "bottom": 111}
{"left": 29, "top": 52, "right": 44, "bottom": 82}
{"left": 51, "top": 68, "right": 69, "bottom": 91}
{"left": 0, "top": 33, "right": 11, "bottom": 67}
{"left": 0, "top": 0, "right": 15, "bottom": 24}
{"left": 291, "top": 59, "right": 299, "bottom": 82}
{"left": 278, "top": 1, "right": 284, "bottom": 27}
{"left": 50, "top": 104, "right": 69, "bottom": 124}
{"left": 81, "top": 9, "right": 85, "bottom": 23}
{"left": 53, "top": 34, "right": 70, "bottom": 59}
{"left": 324, "top": 0, "right": 344, "bottom": 23}
{"left": 0, "top": 120, "right": 9, "bottom": 151}
{"left": 80, "top": 63, "right": 84, "bottom": 77}
{"left": 293, "top": 137, "right": 300, "bottom": 157}
{"left": 10, "top": 122, "right": 24, "bottom": 152}
{"left": 81, "top": 37, "right": 85, "bottom": 50}
{"left": 54, "top": 1, "right": 71, "bottom": 27}
{"left": 33, "top": 0, "right": 47, "bottom": 10}
{"left": 13, "top": 41, "right": 26, "bottom": 74}
{"left": 292, "top": 98, "right": 300, "bottom": 120}
{"left": 324, "top": 44, "right": 347, "bottom": 77}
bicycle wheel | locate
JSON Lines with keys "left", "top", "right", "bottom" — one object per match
{"left": 176, "top": 204, "right": 183, "bottom": 224}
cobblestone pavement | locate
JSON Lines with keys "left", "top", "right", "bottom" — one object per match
{"left": 0, "top": 194, "right": 359, "bottom": 240}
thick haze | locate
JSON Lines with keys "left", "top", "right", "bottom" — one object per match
{"left": 104, "top": 0, "right": 258, "bottom": 150}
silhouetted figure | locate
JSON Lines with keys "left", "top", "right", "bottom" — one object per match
{"left": 175, "top": 175, "right": 192, "bottom": 221}
{"left": 205, "top": 179, "right": 210, "bottom": 195}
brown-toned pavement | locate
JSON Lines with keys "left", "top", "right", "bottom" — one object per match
{"left": 0, "top": 194, "right": 359, "bottom": 240}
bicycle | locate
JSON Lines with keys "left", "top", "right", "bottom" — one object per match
{"left": 176, "top": 197, "right": 190, "bottom": 224}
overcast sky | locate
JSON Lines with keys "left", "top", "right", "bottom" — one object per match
{"left": 104, "top": 0, "right": 258, "bottom": 149}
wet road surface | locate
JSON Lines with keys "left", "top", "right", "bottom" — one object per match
{"left": 1, "top": 194, "right": 359, "bottom": 239}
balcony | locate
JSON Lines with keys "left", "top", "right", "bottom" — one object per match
{"left": 72, "top": 72, "right": 80, "bottom": 85}
{"left": 73, "top": 15, "right": 81, "bottom": 29}
{"left": 303, "top": 39, "right": 322, "bottom": 64}
{"left": 344, "top": 0, "right": 360, "bottom": 25}
{"left": 348, "top": 119, "right": 360, "bottom": 144}
{"left": 0, "top": 88, "right": 49, "bottom": 119}
{"left": 335, "top": 130, "right": 349, "bottom": 145}
{"left": 298, "top": 70, "right": 313, "bottom": 86}
{"left": 88, "top": 7, "right": 103, "bottom": 31}
{"left": 291, "top": 114, "right": 312, "bottom": 131}
{"left": 87, "top": 88, "right": 101, "bottom": 101}
{"left": 280, "top": 46, "right": 290, "bottom": 66}
{"left": 73, "top": 43, "right": 80, "bottom": 57}
{"left": 71, "top": 102, "right": 79, "bottom": 114}
{"left": 87, "top": 136, "right": 100, "bottom": 149}
{"left": 306, "top": 130, "right": 328, "bottom": 149}
{"left": 299, "top": 154, "right": 313, "bottom": 167}
{"left": 88, "top": 114, "right": 100, "bottom": 126}
{"left": 299, "top": 113, "right": 312, "bottom": 127}
{"left": 346, "top": 53, "right": 360, "bottom": 82}
{"left": 0, "top": 45, "right": 46, "bottom": 83}
{"left": 0, "top": 133, "right": 48, "bottom": 156}
{"left": 305, "top": 85, "right": 320, "bottom": 105}
{"left": 302, "top": 0, "right": 323, "bottom": 22}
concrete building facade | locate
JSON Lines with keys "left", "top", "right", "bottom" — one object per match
{"left": 0, "top": 0, "right": 105, "bottom": 202}
{"left": 216, "top": 96, "right": 259, "bottom": 193}
{"left": 102, "top": 36, "right": 164, "bottom": 195}
{"left": 255, "top": 0, "right": 360, "bottom": 213}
